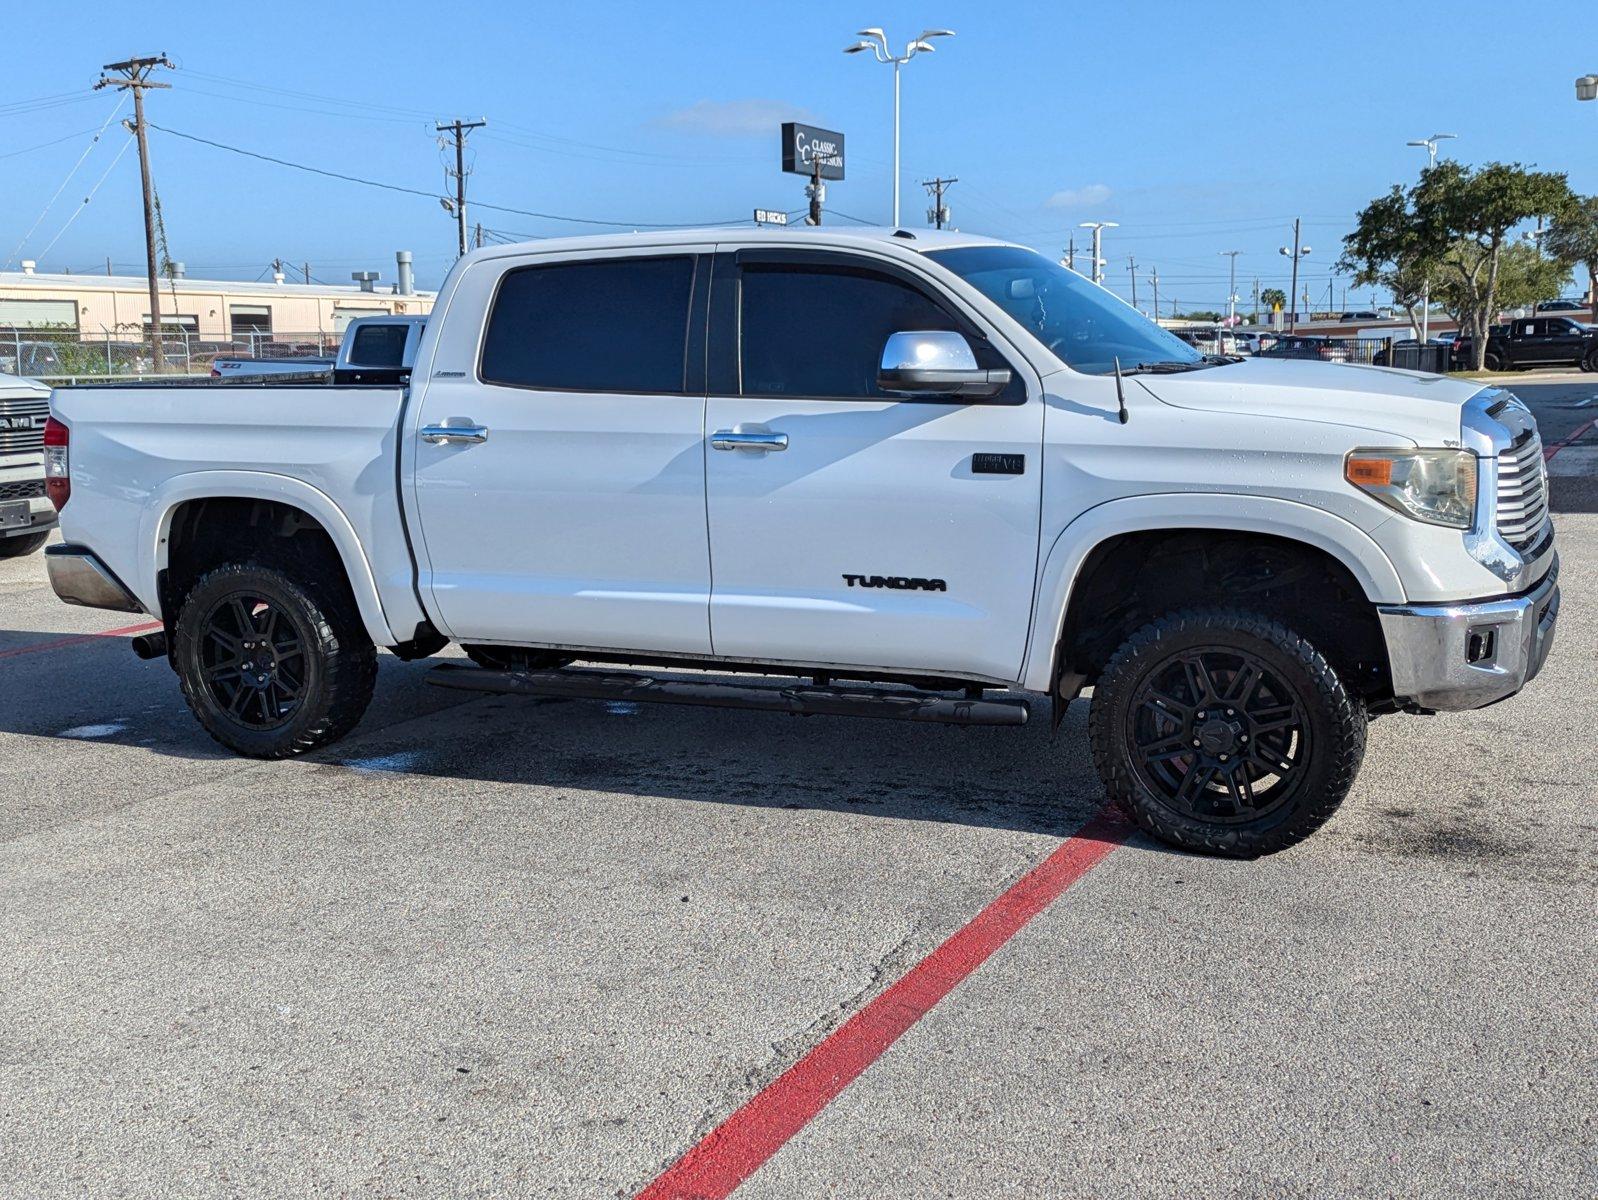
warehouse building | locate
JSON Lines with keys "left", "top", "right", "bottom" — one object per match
{"left": 0, "top": 250, "right": 433, "bottom": 341}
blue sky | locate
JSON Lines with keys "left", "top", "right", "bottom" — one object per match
{"left": 3, "top": 1, "right": 1596, "bottom": 307}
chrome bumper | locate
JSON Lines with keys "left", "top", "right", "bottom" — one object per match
{"left": 45, "top": 544, "right": 145, "bottom": 613}
{"left": 1378, "top": 556, "right": 1560, "bottom": 712}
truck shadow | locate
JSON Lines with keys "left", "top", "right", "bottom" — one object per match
{"left": 1, "top": 643, "right": 1114, "bottom": 842}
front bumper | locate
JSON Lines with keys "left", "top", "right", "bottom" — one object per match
{"left": 1378, "top": 556, "right": 1560, "bottom": 712}
{"left": 45, "top": 544, "right": 145, "bottom": 613}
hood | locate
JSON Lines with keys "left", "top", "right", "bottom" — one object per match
{"left": 0, "top": 373, "right": 50, "bottom": 400}
{"left": 1137, "top": 357, "right": 1484, "bottom": 444}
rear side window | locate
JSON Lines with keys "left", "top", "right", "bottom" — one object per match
{"left": 348, "top": 323, "right": 409, "bottom": 367}
{"left": 481, "top": 256, "right": 696, "bottom": 393}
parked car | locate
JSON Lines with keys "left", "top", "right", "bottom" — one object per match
{"left": 1338, "top": 310, "right": 1383, "bottom": 321}
{"left": 44, "top": 228, "right": 1559, "bottom": 858}
{"left": 1535, "top": 299, "right": 1587, "bottom": 313}
{"left": 1256, "top": 335, "right": 1351, "bottom": 363}
{"left": 0, "top": 372, "right": 58, "bottom": 557}
{"left": 1453, "top": 317, "right": 1598, "bottom": 372}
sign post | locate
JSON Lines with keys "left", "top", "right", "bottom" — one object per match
{"left": 780, "top": 122, "right": 845, "bottom": 226}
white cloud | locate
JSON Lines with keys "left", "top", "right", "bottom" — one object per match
{"left": 656, "top": 98, "right": 816, "bottom": 137}
{"left": 1045, "top": 184, "right": 1113, "bottom": 210}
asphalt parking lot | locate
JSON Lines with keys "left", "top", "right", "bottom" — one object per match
{"left": 2, "top": 379, "right": 1594, "bottom": 1199}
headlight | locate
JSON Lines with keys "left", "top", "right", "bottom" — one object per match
{"left": 1345, "top": 448, "right": 1477, "bottom": 528}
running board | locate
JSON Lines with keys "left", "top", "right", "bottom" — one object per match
{"left": 427, "top": 663, "right": 1030, "bottom": 727}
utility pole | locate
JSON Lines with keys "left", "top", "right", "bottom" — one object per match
{"left": 1066, "top": 235, "right": 1076, "bottom": 272}
{"left": 806, "top": 157, "right": 826, "bottom": 226}
{"left": 436, "top": 118, "right": 487, "bottom": 257}
{"left": 921, "top": 176, "right": 957, "bottom": 229}
{"left": 1080, "top": 221, "right": 1118, "bottom": 286}
{"left": 1150, "top": 266, "right": 1160, "bottom": 322}
{"left": 1251, "top": 278, "right": 1261, "bottom": 322}
{"left": 1220, "top": 250, "right": 1241, "bottom": 327}
{"left": 474, "top": 222, "right": 484, "bottom": 249}
{"left": 95, "top": 54, "right": 172, "bottom": 371}
{"left": 1278, "top": 217, "right": 1311, "bottom": 332}
{"left": 302, "top": 263, "right": 311, "bottom": 285}
{"left": 1128, "top": 256, "right": 1138, "bottom": 309}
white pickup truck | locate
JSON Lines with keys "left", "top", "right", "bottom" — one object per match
{"left": 0, "top": 372, "right": 57, "bottom": 557}
{"left": 43, "top": 228, "right": 1559, "bottom": 856}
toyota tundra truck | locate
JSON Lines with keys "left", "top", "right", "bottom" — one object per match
{"left": 41, "top": 228, "right": 1560, "bottom": 856}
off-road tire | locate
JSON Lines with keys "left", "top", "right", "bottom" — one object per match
{"left": 174, "top": 562, "right": 376, "bottom": 758}
{"left": 1089, "top": 607, "right": 1367, "bottom": 858}
{"left": 0, "top": 531, "right": 50, "bottom": 558}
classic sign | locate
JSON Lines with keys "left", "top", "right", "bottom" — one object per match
{"left": 780, "top": 122, "right": 845, "bottom": 181}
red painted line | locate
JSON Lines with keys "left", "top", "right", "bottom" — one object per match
{"left": 637, "top": 809, "right": 1132, "bottom": 1200}
{"left": 0, "top": 619, "right": 162, "bottom": 662}
{"left": 1544, "top": 417, "right": 1595, "bottom": 462}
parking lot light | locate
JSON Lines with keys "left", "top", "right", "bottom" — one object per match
{"left": 1578, "top": 75, "right": 1598, "bottom": 102}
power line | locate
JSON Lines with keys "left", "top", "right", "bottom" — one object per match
{"left": 4, "top": 98, "right": 127, "bottom": 269}
{"left": 0, "top": 126, "right": 109, "bottom": 161}
{"left": 147, "top": 123, "right": 751, "bottom": 229}
{"left": 32, "top": 135, "right": 136, "bottom": 263}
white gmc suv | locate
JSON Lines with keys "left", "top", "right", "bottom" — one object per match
{"left": 42, "top": 228, "right": 1559, "bottom": 856}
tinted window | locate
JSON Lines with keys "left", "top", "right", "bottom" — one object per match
{"left": 739, "top": 263, "right": 967, "bottom": 399}
{"left": 482, "top": 256, "right": 695, "bottom": 393}
{"left": 348, "top": 322, "right": 409, "bottom": 367}
{"left": 927, "top": 245, "right": 1203, "bottom": 376}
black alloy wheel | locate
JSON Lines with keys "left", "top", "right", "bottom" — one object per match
{"left": 197, "top": 591, "right": 307, "bottom": 729}
{"left": 1126, "top": 646, "right": 1306, "bottom": 825}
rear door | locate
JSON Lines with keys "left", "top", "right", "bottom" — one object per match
{"left": 702, "top": 248, "right": 1044, "bottom": 682}
{"left": 1543, "top": 317, "right": 1587, "bottom": 364}
{"left": 408, "top": 246, "right": 714, "bottom": 654}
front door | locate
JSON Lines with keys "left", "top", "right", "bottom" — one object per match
{"left": 703, "top": 250, "right": 1045, "bottom": 682}
{"left": 409, "top": 247, "right": 714, "bottom": 655}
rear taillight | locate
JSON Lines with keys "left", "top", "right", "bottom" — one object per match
{"left": 43, "top": 416, "right": 70, "bottom": 510}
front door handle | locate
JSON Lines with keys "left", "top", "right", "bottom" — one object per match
{"left": 421, "top": 421, "right": 489, "bottom": 445}
{"left": 711, "top": 430, "right": 788, "bottom": 452}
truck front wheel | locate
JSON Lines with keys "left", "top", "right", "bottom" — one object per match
{"left": 1088, "top": 608, "right": 1366, "bottom": 857}
{"left": 1583, "top": 348, "right": 1598, "bottom": 373}
{"left": 174, "top": 562, "right": 377, "bottom": 758}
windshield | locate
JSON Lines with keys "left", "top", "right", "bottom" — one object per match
{"left": 925, "top": 244, "right": 1204, "bottom": 375}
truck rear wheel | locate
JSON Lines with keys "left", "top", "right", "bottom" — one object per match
{"left": 1088, "top": 607, "right": 1366, "bottom": 857}
{"left": 0, "top": 531, "right": 50, "bottom": 558}
{"left": 174, "top": 562, "right": 376, "bottom": 758}
{"left": 1483, "top": 351, "right": 1504, "bottom": 371}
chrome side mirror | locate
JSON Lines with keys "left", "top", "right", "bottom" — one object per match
{"left": 877, "top": 330, "right": 1012, "bottom": 398}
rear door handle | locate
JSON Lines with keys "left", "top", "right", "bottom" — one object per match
{"left": 421, "top": 421, "right": 489, "bottom": 445}
{"left": 711, "top": 430, "right": 788, "bottom": 452}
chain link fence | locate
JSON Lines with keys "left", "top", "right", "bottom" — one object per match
{"left": 1, "top": 328, "right": 341, "bottom": 384}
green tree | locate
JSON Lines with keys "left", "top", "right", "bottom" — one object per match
{"left": 1338, "top": 185, "right": 1432, "bottom": 331}
{"left": 1340, "top": 162, "right": 1572, "bottom": 368}
{"left": 1260, "top": 287, "right": 1286, "bottom": 313}
{"left": 1544, "top": 195, "right": 1598, "bottom": 323}
{"left": 1433, "top": 241, "right": 1569, "bottom": 335}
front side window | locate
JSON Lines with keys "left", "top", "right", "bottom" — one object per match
{"left": 739, "top": 262, "right": 975, "bottom": 399}
{"left": 927, "top": 244, "right": 1203, "bottom": 376}
{"left": 482, "top": 256, "right": 695, "bottom": 393}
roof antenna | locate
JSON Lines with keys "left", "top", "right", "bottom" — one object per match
{"left": 1112, "top": 356, "right": 1129, "bottom": 424}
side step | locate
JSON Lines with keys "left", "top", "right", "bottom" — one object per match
{"left": 427, "top": 663, "right": 1030, "bottom": 727}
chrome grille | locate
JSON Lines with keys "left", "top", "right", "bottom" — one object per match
{"left": 0, "top": 397, "right": 49, "bottom": 453}
{"left": 1496, "top": 427, "right": 1548, "bottom": 548}
{"left": 0, "top": 479, "right": 44, "bottom": 501}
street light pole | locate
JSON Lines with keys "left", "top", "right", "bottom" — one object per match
{"left": 844, "top": 27, "right": 954, "bottom": 226}
{"left": 1405, "top": 133, "right": 1455, "bottom": 344}
{"left": 1278, "top": 218, "right": 1312, "bottom": 332}
{"left": 1079, "top": 221, "right": 1118, "bottom": 285}
{"left": 1220, "top": 250, "right": 1241, "bottom": 327}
